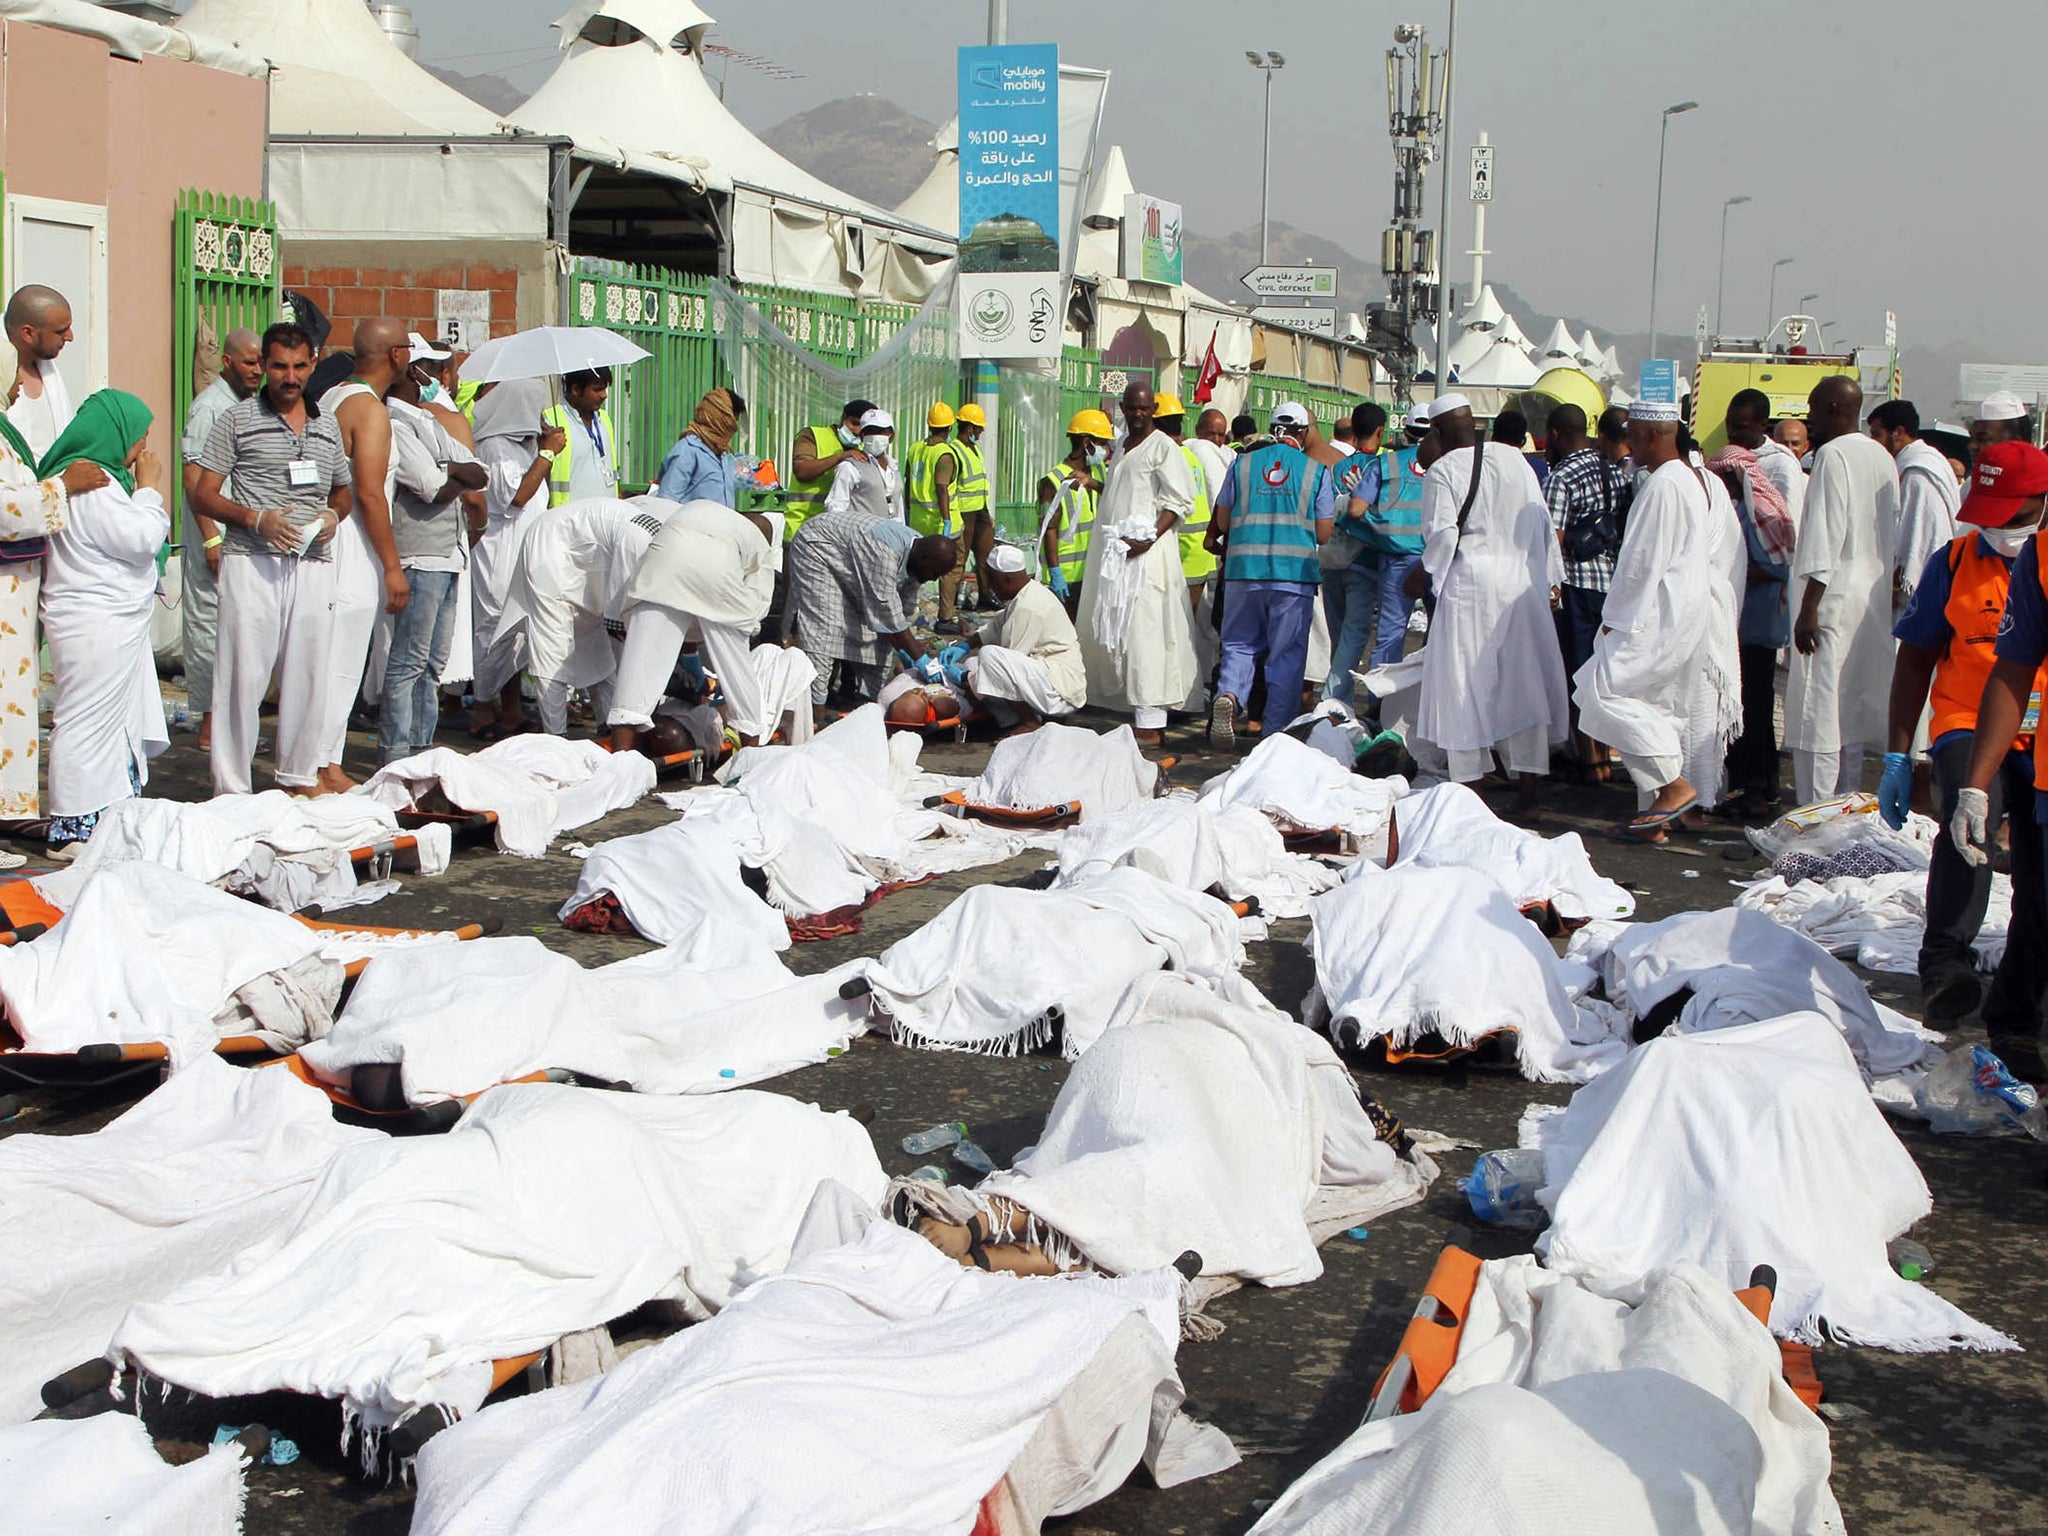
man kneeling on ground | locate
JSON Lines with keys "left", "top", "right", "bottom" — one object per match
{"left": 952, "top": 544, "right": 1088, "bottom": 735}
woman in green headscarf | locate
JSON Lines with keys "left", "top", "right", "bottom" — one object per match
{"left": 37, "top": 388, "right": 170, "bottom": 849}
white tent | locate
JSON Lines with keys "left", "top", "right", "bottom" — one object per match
{"left": 1445, "top": 324, "right": 1497, "bottom": 377}
{"left": 1536, "top": 318, "right": 1578, "bottom": 366}
{"left": 1459, "top": 283, "right": 1507, "bottom": 333}
{"left": 1075, "top": 144, "right": 1135, "bottom": 283}
{"left": 1577, "top": 328, "right": 1605, "bottom": 370}
{"left": 1493, "top": 310, "right": 1532, "bottom": 351}
{"left": 1456, "top": 334, "right": 1541, "bottom": 389}
{"left": 0, "top": 0, "right": 263, "bottom": 78}
{"left": 895, "top": 117, "right": 959, "bottom": 234}
{"left": 1597, "top": 344, "right": 1624, "bottom": 383}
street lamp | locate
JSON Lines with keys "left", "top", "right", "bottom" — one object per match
{"left": 1246, "top": 51, "right": 1286, "bottom": 265}
{"left": 1431, "top": 0, "right": 1461, "bottom": 391}
{"left": 1714, "top": 194, "right": 1749, "bottom": 337}
{"left": 1765, "top": 256, "right": 1794, "bottom": 338}
{"left": 1799, "top": 291, "right": 1819, "bottom": 313}
{"left": 1645, "top": 99, "right": 1698, "bottom": 365}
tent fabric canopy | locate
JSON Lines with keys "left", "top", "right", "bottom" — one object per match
{"left": 0, "top": 0, "right": 265, "bottom": 78}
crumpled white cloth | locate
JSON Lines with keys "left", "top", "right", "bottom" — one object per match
{"left": 37, "top": 789, "right": 449, "bottom": 912}
{"left": 1306, "top": 864, "right": 1629, "bottom": 1083}
{"left": 1567, "top": 909, "right": 1942, "bottom": 1082}
{"left": 1249, "top": 1258, "right": 1844, "bottom": 1536}
{"left": 357, "top": 735, "right": 656, "bottom": 858}
{"left": 112, "top": 1083, "right": 890, "bottom": 1438}
{"left": 961, "top": 721, "right": 1159, "bottom": 819}
{"left": 1532, "top": 1013, "right": 2015, "bottom": 1352}
{"left": 1736, "top": 868, "right": 2010, "bottom": 975}
{"left": 558, "top": 817, "right": 789, "bottom": 951}
{"left": 301, "top": 930, "right": 866, "bottom": 1103}
{"left": 411, "top": 1217, "right": 1196, "bottom": 1536}
{"left": 0, "top": 1414, "right": 249, "bottom": 1536}
{"left": 860, "top": 865, "right": 1245, "bottom": 1056}
{"left": 1054, "top": 794, "right": 1338, "bottom": 921}
{"left": 1386, "top": 780, "right": 1633, "bottom": 921}
{"left": 0, "top": 1056, "right": 380, "bottom": 1424}
{"left": 0, "top": 862, "right": 341, "bottom": 1063}
{"left": 979, "top": 971, "right": 1434, "bottom": 1285}
{"left": 1199, "top": 731, "right": 1406, "bottom": 846}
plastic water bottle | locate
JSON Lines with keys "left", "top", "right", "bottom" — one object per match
{"left": 907, "top": 1164, "right": 949, "bottom": 1185}
{"left": 951, "top": 1138, "right": 996, "bottom": 1176}
{"left": 1461, "top": 1148, "right": 1548, "bottom": 1229}
{"left": 1889, "top": 1238, "right": 1934, "bottom": 1282}
{"left": 902, "top": 1121, "right": 967, "bottom": 1156}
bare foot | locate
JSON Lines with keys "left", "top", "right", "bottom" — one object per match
{"left": 1133, "top": 727, "right": 1165, "bottom": 747}
{"left": 1001, "top": 719, "right": 1044, "bottom": 738}
{"left": 288, "top": 784, "right": 336, "bottom": 799}
{"left": 317, "top": 765, "right": 358, "bottom": 794}
{"left": 196, "top": 713, "right": 212, "bottom": 752}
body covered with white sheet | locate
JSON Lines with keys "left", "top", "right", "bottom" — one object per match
{"left": 1198, "top": 730, "right": 1405, "bottom": 847}
{"left": 960, "top": 720, "right": 1157, "bottom": 819}
{"left": 1390, "top": 780, "right": 1631, "bottom": 921}
{"left": 357, "top": 733, "right": 655, "bottom": 857}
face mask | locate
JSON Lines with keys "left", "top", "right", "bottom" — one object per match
{"left": 1085, "top": 445, "right": 1108, "bottom": 467}
{"left": 418, "top": 379, "right": 443, "bottom": 405}
{"left": 959, "top": 429, "right": 980, "bottom": 447}
{"left": 838, "top": 424, "right": 860, "bottom": 448}
{"left": 1984, "top": 523, "right": 2038, "bottom": 558}
{"left": 861, "top": 433, "right": 891, "bottom": 458}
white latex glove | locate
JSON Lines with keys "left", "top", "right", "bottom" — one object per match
{"left": 1951, "top": 786, "right": 1991, "bottom": 867}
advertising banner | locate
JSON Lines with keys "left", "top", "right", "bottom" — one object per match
{"left": 957, "top": 43, "right": 1063, "bottom": 359}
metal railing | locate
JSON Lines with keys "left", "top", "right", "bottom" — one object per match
{"left": 172, "top": 190, "right": 283, "bottom": 535}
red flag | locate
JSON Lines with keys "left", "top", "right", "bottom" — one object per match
{"left": 1192, "top": 332, "right": 1222, "bottom": 404}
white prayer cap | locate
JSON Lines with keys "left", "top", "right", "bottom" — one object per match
{"left": 858, "top": 407, "right": 896, "bottom": 432}
{"left": 986, "top": 544, "right": 1029, "bottom": 574}
{"left": 406, "top": 332, "right": 452, "bottom": 363}
{"left": 1271, "top": 401, "right": 1311, "bottom": 428}
{"left": 1978, "top": 389, "right": 2029, "bottom": 422}
{"left": 1629, "top": 400, "right": 1683, "bottom": 424}
{"left": 1429, "top": 392, "right": 1473, "bottom": 416}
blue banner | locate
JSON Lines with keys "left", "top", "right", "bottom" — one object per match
{"left": 1638, "top": 359, "right": 1679, "bottom": 405}
{"left": 957, "top": 44, "right": 1059, "bottom": 260}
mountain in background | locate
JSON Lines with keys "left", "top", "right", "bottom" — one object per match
{"left": 759, "top": 94, "right": 940, "bottom": 211}
{"left": 420, "top": 63, "right": 526, "bottom": 116}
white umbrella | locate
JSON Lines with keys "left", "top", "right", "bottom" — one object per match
{"left": 458, "top": 325, "right": 651, "bottom": 383}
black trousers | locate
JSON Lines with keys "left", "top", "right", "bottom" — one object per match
{"left": 1726, "top": 643, "right": 1781, "bottom": 799}
{"left": 1924, "top": 736, "right": 2048, "bottom": 1037}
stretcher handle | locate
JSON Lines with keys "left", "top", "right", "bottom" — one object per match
{"left": 40, "top": 1357, "right": 114, "bottom": 1409}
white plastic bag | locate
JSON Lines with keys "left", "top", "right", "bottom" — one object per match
{"left": 1914, "top": 1045, "right": 2048, "bottom": 1138}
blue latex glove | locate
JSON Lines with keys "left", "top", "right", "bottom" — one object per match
{"left": 938, "top": 642, "right": 971, "bottom": 670}
{"left": 915, "top": 654, "right": 946, "bottom": 686}
{"left": 676, "top": 652, "right": 708, "bottom": 694}
{"left": 1878, "top": 750, "right": 1913, "bottom": 830}
{"left": 1048, "top": 568, "right": 1070, "bottom": 600}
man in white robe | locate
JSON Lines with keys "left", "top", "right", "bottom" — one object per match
{"left": 1869, "top": 399, "right": 1960, "bottom": 609}
{"left": 1076, "top": 383, "right": 1196, "bottom": 745}
{"left": 958, "top": 545, "right": 1087, "bottom": 731}
{"left": 1574, "top": 405, "right": 1724, "bottom": 834}
{"left": 1413, "top": 395, "right": 1569, "bottom": 808}
{"left": 1786, "top": 375, "right": 1900, "bottom": 803}
{"left": 467, "top": 380, "right": 561, "bottom": 739}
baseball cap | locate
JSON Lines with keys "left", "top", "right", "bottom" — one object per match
{"left": 1959, "top": 439, "right": 2048, "bottom": 528}
{"left": 858, "top": 408, "right": 896, "bottom": 432}
{"left": 406, "top": 332, "right": 452, "bottom": 363}
{"left": 1271, "top": 401, "right": 1311, "bottom": 429}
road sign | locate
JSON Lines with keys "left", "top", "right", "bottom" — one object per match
{"left": 1638, "top": 359, "right": 1679, "bottom": 405}
{"left": 1251, "top": 305, "right": 1337, "bottom": 338}
{"left": 1884, "top": 310, "right": 1897, "bottom": 349}
{"left": 1242, "top": 265, "right": 1337, "bottom": 300}
{"left": 1469, "top": 143, "right": 1494, "bottom": 203}
{"left": 1695, "top": 306, "right": 1710, "bottom": 346}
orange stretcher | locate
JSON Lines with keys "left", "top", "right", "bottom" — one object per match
{"left": 595, "top": 736, "right": 709, "bottom": 782}
{"left": 293, "top": 914, "right": 489, "bottom": 979}
{"left": 924, "top": 757, "right": 1178, "bottom": 831}
{"left": 261, "top": 1052, "right": 570, "bottom": 1131}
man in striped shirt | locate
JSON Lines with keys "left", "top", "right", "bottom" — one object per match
{"left": 189, "top": 322, "right": 352, "bottom": 796}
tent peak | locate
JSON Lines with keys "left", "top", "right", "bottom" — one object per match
{"left": 551, "top": 0, "right": 715, "bottom": 54}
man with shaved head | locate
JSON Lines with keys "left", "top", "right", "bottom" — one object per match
{"left": 1075, "top": 381, "right": 1197, "bottom": 745}
{"left": 179, "top": 327, "right": 264, "bottom": 751}
{"left": 1785, "top": 374, "right": 1901, "bottom": 802}
{"left": 6, "top": 283, "right": 75, "bottom": 457}
{"left": 319, "top": 316, "right": 412, "bottom": 791}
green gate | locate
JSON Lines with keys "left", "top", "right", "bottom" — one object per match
{"left": 565, "top": 259, "right": 722, "bottom": 491}
{"left": 172, "top": 190, "right": 282, "bottom": 533}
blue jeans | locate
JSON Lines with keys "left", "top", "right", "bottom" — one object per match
{"left": 1320, "top": 559, "right": 1378, "bottom": 707}
{"left": 378, "top": 568, "right": 460, "bottom": 765}
{"left": 1370, "top": 553, "right": 1422, "bottom": 666}
{"left": 1217, "top": 582, "right": 1318, "bottom": 735}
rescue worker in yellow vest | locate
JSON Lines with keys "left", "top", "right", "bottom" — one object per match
{"left": 540, "top": 368, "right": 618, "bottom": 506}
{"left": 952, "top": 403, "right": 994, "bottom": 611}
{"left": 906, "top": 404, "right": 962, "bottom": 628}
{"left": 1902, "top": 442, "right": 2048, "bottom": 1075}
{"left": 1037, "top": 409, "right": 1110, "bottom": 618}
{"left": 769, "top": 398, "right": 875, "bottom": 641}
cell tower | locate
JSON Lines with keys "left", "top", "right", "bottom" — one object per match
{"left": 1371, "top": 22, "right": 1448, "bottom": 403}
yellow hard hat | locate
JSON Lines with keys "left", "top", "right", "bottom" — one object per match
{"left": 1154, "top": 391, "right": 1186, "bottom": 419}
{"left": 1068, "top": 408, "right": 1113, "bottom": 440}
{"left": 955, "top": 403, "right": 987, "bottom": 428}
{"left": 926, "top": 402, "right": 956, "bottom": 429}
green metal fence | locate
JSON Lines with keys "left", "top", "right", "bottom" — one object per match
{"left": 172, "top": 190, "right": 282, "bottom": 534}
{"left": 565, "top": 260, "right": 722, "bottom": 489}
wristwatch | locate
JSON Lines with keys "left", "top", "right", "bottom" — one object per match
{"left": 535, "top": 449, "right": 556, "bottom": 466}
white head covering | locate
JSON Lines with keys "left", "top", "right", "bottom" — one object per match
{"left": 1979, "top": 389, "right": 2029, "bottom": 422}
{"left": 986, "top": 544, "right": 1028, "bottom": 574}
{"left": 858, "top": 408, "right": 896, "bottom": 432}
{"left": 1403, "top": 400, "right": 1434, "bottom": 435}
{"left": 406, "top": 332, "right": 452, "bottom": 363}
{"left": 1271, "top": 401, "right": 1311, "bottom": 428}
{"left": 1629, "top": 400, "right": 1683, "bottom": 424}
{"left": 1430, "top": 392, "right": 1473, "bottom": 416}
{"left": 471, "top": 377, "right": 550, "bottom": 444}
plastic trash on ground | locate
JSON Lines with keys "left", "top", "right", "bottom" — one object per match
{"left": 1914, "top": 1044, "right": 2048, "bottom": 1138}
{"left": 1460, "top": 1148, "right": 1548, "bottom": 1229}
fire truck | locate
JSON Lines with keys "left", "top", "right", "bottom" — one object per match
{"left": 1691, "top": 312, "right": 1900, "bottom": 455}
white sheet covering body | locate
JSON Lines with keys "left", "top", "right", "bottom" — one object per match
{"left": 1054, "top": 795, "right": 1339, "bottom": 919}
{"left": 1307, "top": 864, "right": 1626, "bottom": 1082}
{"left": 1249, "top": 1258, "right": 1843, "bottom": 1536}
{"left": 860, "top": 865, "right": 1244, "bottom": 1056}
{"left": 111, "top": 1083, "right": 890, "bottom": 1436}
{"left": 0, "top": 1414, "right": 248, "bottom": 1536}
{"left": 559, "top": 817, "right": 789, "bottom": 951}
{"left": 1390, "top": 780, "right": 1633, "bottom": 920}
{"left": 961, "top": 720, "right": 1157, "bottom": 818}
{"left": 980, "top": 972, "right": 1432, "bottom": 1284}
{"left": 1198, "top": 730, "right": 1405, "bottom": 844}
{"left": 1533, "top": 1013, "right": 2014, "bottom": 1351}
{"left": 356, "top": 734, "right": 656, "bottom": 857}
{"left": 0, "top": 1057, "right": 379, "bottom": 1424}
{"left": 411, "top": 1219, "right": 1191, "bottom": 1536}
{"left": 0, "top": 861, "right": 340, "bottom": 1061}
{"left": 301, "top": 932, "right": 867, "bottom": 1103}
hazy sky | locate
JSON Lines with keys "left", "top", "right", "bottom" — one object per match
{"left": 399, "top": 0, "right": 2040, "bottom": 366}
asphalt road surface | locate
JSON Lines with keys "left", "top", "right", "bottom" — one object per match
{"left": 9, "top": 705, "right": 2044, "bottom": 1535}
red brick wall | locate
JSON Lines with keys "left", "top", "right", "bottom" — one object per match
{"left": 281, "top": 261, "right": 520, "bottom": 348}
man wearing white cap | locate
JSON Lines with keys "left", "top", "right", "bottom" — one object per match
{"left": 1574, "top": 401, "right": 1731, "bottom": 838}
{"left": 1205, "top": 401, "right": 1334, "bottom": 744}
{"left": 1973, "top": 389, "right": 2034, "bottom": 453}
{"left": 824, "top": 407, "right": 904, "bottom": 523}
{"left": 952, "top": 544, "right": 1085, "bottom": 731}
{"left": 1785, "top": 375, "right": 1900, "bottom": 802}
{"left": 376, "top": 334, "right": 486, "bottom": 764}
{"left": 1411, "top": 394, "right": 1568, "bottom": 807}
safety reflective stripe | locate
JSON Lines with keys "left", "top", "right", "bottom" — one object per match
{"left": 783, "top": 424, "right": 840, "bottom": 539}
{"left": 1044, "top": 464, "right": 1096, "bottom": 582}
{"left": 1935, "top": 534, "right": 2044, "bottom": 750}
{"left": 904, "top": 440, "right": 948, "bottom": 535}
{"left": 1223, "top": 449, "right": 1321, "bottom": 584}
{"left": 1178, "top": 442, "right": 1216, "bottom": 580}
{"left": 949, "top": 440, "right": 990, "bottom": 516}
{"left": 541, "top": 404, "right": 613, "bottom": 508}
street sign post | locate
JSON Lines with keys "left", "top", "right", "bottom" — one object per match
{"left": 1242, "top": 265, "right": 1337, "bottom": 299}
{"left": 1469, "top": 143, "right": 1493, "bottom": 203}
{"left": 1251, "top": 305, "right": 1337, "bottom": 338}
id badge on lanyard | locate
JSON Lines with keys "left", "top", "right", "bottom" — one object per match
{"left": 583, "top": 416, "right": 615, "bottom": 492}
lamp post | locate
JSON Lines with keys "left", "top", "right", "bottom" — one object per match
{"left": 1245, "top": 52, "right": 1286, "bottom": 265}
{"left": 1430, "top": 0, "right": 1460, "bottom": 392}
{"left": 1645, "top": 99, "right": 1698, "bottom": 365}
{"left": 1765, "top": 256, "right": 1794, "bottom": 339}
{"left": 1714, "top": 194, "right": 1749, "bottom": 337}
